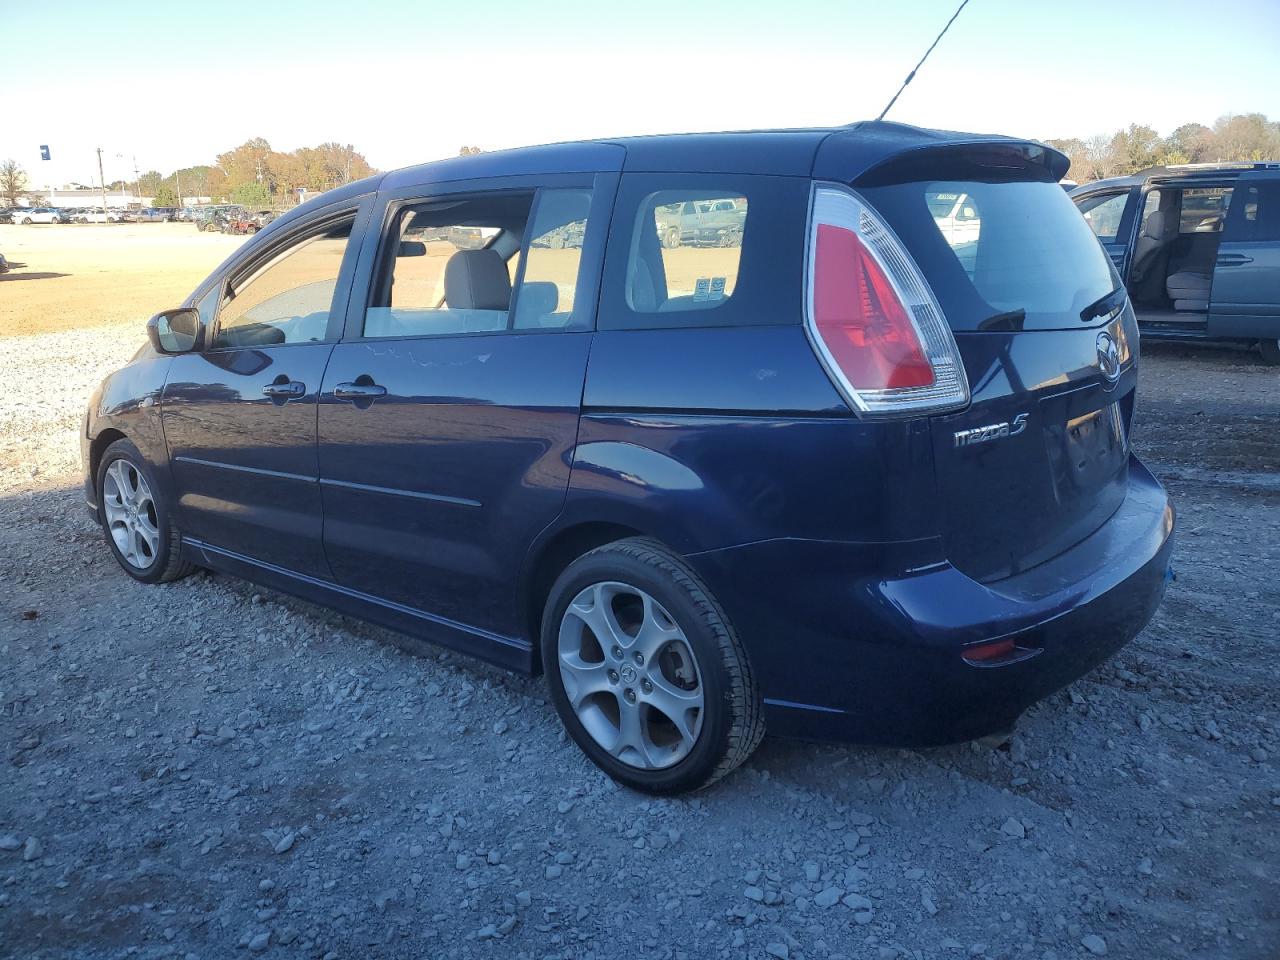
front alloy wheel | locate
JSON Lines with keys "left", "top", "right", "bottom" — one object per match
{"left": 102, "top": 459, "right": 161, "bottom": 569}
{"left": 96, "top": 438, "right": 195, "bottom": 584}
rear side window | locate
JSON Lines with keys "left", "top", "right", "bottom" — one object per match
{"left": 862, "top": 179, "right": 1121, "bottom": 331}
{"left": 1232, "top": 182, "right": 1280, "bottom": 241}
{"left": 600, "top": 174, "right": 809, "bottom": 330}
{"left": 631, "top": 192, "right": 748, "bottom": 311}
{"left": 1178, "top": 186, "right": 1234, "bottom": 233}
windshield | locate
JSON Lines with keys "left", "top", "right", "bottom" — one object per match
{"left": 861, "top": 179, "right": 1121, "bottom": 331}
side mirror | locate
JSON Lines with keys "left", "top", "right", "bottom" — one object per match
{"left": 147, "top": 307, "right": 203, "bottom": 354}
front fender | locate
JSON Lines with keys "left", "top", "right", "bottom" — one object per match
{"left": 84, "top": 353, "right": 175, "bottom": 506}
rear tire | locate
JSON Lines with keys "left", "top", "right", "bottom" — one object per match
{"left": 662, "top": 228, "right": 680, "bottom": 249}
{"left": 96, "top": 439, "right": 195, "bottom": 584}
{"left": 541, "top": 537, "right": 764, "bottom": 794}
{"left": 1260, "top": 339, "right": 1280, "bottom": 366}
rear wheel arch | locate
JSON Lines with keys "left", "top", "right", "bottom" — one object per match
{"left": 522, "top": 521, "right": 650, "bottom": 668}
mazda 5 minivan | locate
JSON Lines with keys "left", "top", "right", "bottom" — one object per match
{"left": 83, "top": 122, "right": 1174, "bottom": 793}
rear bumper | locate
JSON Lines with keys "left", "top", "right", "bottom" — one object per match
{"left": 686, "top": 456, "right": 1174, "bottom": 747}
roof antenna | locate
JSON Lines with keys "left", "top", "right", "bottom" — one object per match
{"left": 876, "top": 0, "right": 973, "bottom": 121}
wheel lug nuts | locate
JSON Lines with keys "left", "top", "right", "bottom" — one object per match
{"left": 611, "top": 646, "right": 623, "bottom": 660}
{"left": 607, "top": 669, "right": 619, "bottom": 684}
{"left": 633, "top": 652, "right": 644, "bottom": 665}
{"left": 624, "top": 689, "right": 636, "bottom": 703}
{"left": 641, "top": 679, "right": 653, "bottom": 693}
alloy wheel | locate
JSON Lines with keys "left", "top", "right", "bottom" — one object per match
{"left": 557, "top": 581, "right": 704, "bottom": 770}
{"left": 102, "top": 459, "right": 160, "bottom": 570}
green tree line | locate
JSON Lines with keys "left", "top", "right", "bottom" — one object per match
{"left": 1049, "top": 113, "right": 1280, "bottom": 183}
{"left": 116, "top": 139, "right": 378, "bottom": 207}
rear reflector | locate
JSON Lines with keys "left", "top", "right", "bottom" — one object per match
{"left": 961, "top": 638, "right": 1016, "bottom": 662}
{"left": 805, "top": 185, "right": 969, "bottom": 417}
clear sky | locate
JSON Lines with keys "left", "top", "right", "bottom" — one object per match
{"left": 3, "top": 0, "right": 1278, "bottom": 188}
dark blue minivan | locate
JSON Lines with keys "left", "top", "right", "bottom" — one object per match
{"left": 82, "top": 122, "right": 1174, "bottom": 793}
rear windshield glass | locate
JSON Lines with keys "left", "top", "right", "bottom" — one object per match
{"left": 860, "top": 179, "right": 1121, "bottom": 331}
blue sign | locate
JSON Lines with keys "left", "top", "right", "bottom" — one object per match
{"left": 39, "top": 145, "right": 50, "bottom": 161}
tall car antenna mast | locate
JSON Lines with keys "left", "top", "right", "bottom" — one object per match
{"left": 876, "top": 0, "right": 973, "bottom": 121}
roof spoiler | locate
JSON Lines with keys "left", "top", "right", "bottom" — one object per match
{"left": 815, "top": 121, "right": 1070, "bottom": 186}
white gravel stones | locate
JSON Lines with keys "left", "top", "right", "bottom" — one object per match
{"left": 0, "top": 319, "right": 1275, "bottom": 960}
{"left": 1081, "top": 933, "right": 1108, "bottom": 955}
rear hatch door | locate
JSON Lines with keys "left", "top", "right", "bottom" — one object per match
{"left": 856, "top": 156, "right": 1136, "bottom": 582}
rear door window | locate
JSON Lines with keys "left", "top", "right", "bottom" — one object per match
{"left": 862, "top": 179, "right": 1122, "bottom": 331}
{"left": 363, "top": 187, "right": 596, "bottom": 339}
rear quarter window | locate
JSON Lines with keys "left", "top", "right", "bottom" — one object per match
{"left": 599, "top": 174, "right": 809, "bottom": 330}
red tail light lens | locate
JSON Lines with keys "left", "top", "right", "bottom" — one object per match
{"left": 805, "top": 186, "right": 969, "bottom": 417}
{"left": 813, "top": 224, "right": 935, "bottom": 390}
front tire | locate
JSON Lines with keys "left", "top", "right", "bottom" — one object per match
{"left": 541, "top": 538, "right": 764, "bottom": 794}
{"left": 1260, "top": 339, "right": 1280, "bottom": 365}
{"left": 96, "top": 439, "right": 194, "bottom": 584}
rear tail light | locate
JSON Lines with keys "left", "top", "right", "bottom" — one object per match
{"left": 804, "top": 185, "right": 969, "bottom": 417}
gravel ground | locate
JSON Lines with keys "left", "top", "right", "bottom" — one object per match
{"left": 1, "top": 327, "right": 1277, "bottom": 960}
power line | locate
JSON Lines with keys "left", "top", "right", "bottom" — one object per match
{"left": 876, "top": 0, "right": 973, "bottom": 122}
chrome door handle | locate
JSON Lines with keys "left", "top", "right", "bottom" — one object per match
{"left": 333, "top": 379, "right": 387, "bottom": 401}
{"left": 262, "top": 380, "right": 305, "bottom": 398}
{"left": 1216, "top": 254, "right": 1253, "bottom": 266}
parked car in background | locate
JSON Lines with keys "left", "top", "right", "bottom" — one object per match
{"left": 655, "top": 197, "right": 747, "bottom": 248}
{"left": 135, "top": 207, "right": 172, "bottom": 223}
{"left": 195, "top": 205, "right": 244, "bottom": 231}
{"left": 176, "top": 207, "right": 198, "bottom": 222}
{"left": 1071, "top": 161, "right": 1280, "bottom": 363}
{"left": 82, "top": 123, "right": 1173, "bottom": 794}
{"left": 0, "top": 208, "right": 14, "bottom": 224}
{"left": 927, "top": 190, "right": 982, "bottom": 247}
{"left": 13, "top": 207, "right": 66, "bottom": 224}
{"left": 221, "top": 210, "right": 277, "bottom": 234}
{"left": 0, "top": 251, "right": 8, "bottom": 274}
{"left": 73, "top": 208, "right": 120, "bottom": 224}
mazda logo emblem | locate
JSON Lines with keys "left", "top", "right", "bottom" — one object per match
{"left": 1097, "top": 331, "right": 1121, "bottom": 385}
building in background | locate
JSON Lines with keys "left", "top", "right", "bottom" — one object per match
{"left": 4, "top": 189, "right": 212, "bottom": 209}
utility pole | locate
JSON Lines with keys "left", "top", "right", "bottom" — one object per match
{"left": 133, "top": 155, "right": 141, "bottom": 205}
{"left": 96, "top": 148, "right": 108, "bottom": 218}
{"left": 175, "top": 169, "right": 183, "bottom": 208}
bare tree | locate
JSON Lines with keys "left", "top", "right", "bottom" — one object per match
{"left": 1, "top": 159, "right": 28, "bottom": 207}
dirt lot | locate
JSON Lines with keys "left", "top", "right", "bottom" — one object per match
{"left": 0, "top": 228, "right": 1277, "bottom": 960}
{"left": 0, "top": 224, "right": 248, "bottom": 338}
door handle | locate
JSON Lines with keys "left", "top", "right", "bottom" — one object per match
{"left": 262, "top": 380, "right": 305, "bottom": 398}
{"left": 333, "top": 378, "right": 388, "bottom": 402}
{"left": 1216, "top": 254, "right": 1253, "bottom": 266}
